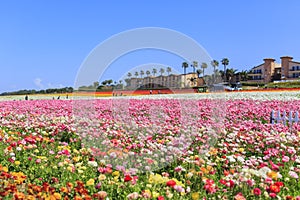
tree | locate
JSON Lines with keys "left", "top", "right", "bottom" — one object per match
{"left": 221, "top": 58, "right": 229, "bottom": 81}
{"left": 166, "top": 67, "right": 172, "bottom": 75}
{"left": 140, "top": 70, "right": 145, "bottom": 78}
{"left": 101, "top": 80, "right": 107, "bottom": 86}
{"left": 201, "top": 62, "right": 208, "bottom": 77}
{"left": 226, "top": 68, "right": 237, "bottom": 82}
{"left": 159, "top": 68, "right": 165, "bottom": 76}
{"left": 182, "top": 62, "right": 189, "bottom": 74}
{"left": 211, "top": 60, "right": 219, "bottom": 83}
{"left": 146, "top": 70, "right": 151, "bottom": 77}
{"left": 240, "top": 70, "right": 248, "bottom": 81}
{"left": 191, "top": 61, "right": 198, "bottom": 73}
{"left": 134, "top": 71, "right": 139, "bottom": 78}
{"left": 127, "top": 72, "right": 132, "bottom": 78}
{"left": 107, "top": 79, "right": 113, "bottom": 86}
{"left": 152, "top": 68, "right": 157, "bottom": 76}
{"left": 196, "top": 69, "right": 203, "bottom": 78}
{"left": 93, "top": 81, "right": 99, "bottom": 88}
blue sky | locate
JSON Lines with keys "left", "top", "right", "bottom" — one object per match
{"left": 0, "top": 1, "right": 300, "bottom": 92}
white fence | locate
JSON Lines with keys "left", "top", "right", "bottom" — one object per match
{"left": 270, "top": 110, "right": 299, "bottom": 125}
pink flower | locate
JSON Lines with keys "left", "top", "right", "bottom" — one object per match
{"left": 289, "top": 171, "right": 299, "bottom": 179}
{"left": 282, "top": 156, "right": 290, "bottom": 162}
{"left": 269, "top": 193, "right": 276, "bottom": 198}
{"left": 36, "top": 158, "right": 41, "bottom": 164}
{"left": 234, "top": 192, "right": 246, "bottom": 200}
{"left": 253, "top": 188, "right": 261, "bottom": 196}
{"left": 246, "top": 179, "right": 255, "bottom": 187}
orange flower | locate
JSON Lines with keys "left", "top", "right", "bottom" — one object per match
{"left": 14, "top": 192, "right": 25, "bottom": 199}
{"left": 74, "top": 196, "right": 83, "bottom": 200}
{"left": 66, "top": 182, "right": 73, "bottom": 189}
{"left": 267, "top": 171, "right": 278, "bottom": 180}
{"left": 60, "top": 187, "right": 68, "bottom": 193}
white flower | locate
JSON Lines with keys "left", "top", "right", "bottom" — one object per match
{"left": 227, "top": 155, "right": 236, "bottom": 163}
{"left": 88, "top": 161, "right": 98, "bottom": 167}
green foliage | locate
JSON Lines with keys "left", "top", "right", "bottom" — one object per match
{"left": 267, "top": 81, "right": 300, "bottom": 88}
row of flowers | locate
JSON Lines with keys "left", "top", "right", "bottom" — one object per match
{"left": 0, "top": 94, "right": 300, "bottom": 199}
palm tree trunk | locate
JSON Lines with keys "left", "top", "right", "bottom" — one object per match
{"left": 224, "top": 65, "right": 226, "bottom": 82}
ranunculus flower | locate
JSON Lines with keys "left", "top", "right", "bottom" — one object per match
{"left": 253, "top": 188, "right": 261, "bottom": 196}
{"left": 269, "top": 184, "right": 280, "bottom": 193}
{"left": 124, "top": 175, "right": 132, "bottom": 182}
{"left": 282, "top": 156, "right": 290, "bottom": 162}
{"left": 166, "top": 180, "right": 176, "bottom": 187}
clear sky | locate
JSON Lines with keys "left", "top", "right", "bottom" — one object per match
{"left": 1, "top": 0, "right": 300, "bottom": 92}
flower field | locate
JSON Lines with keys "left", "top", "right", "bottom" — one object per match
{"left": 1, "top": 92, "right": 300, "bottom": 199}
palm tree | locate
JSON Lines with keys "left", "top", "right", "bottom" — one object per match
{"left": 240, "top": 70, "right": 248, "bottom": 81}
{"left": 196, "top": 69, "right": 203, "bottom": 78}
{"left": 226, "top": 68, "right": 237, "bottom": 83}
{"left": 146, "top": 70, "right": 151, "bottom": 77}
{"left": 201, "top": 62, "right": 208, "bottom": 77}
{"left": 152, "top": 68, "right": 157, "bottom": 77}
{"left": 211, "top": 60, "right": 219, "bottom": 83}
{"left": 140, "top": 70, "right": 145, "bottom": 78}
{"left": 182, "top": 62, "right": 189, "bottom": 75}
{"left": 127, "top": 72, "right": 132, "bottom": 78}
{"left": 159, "top": 68, "right": 165, "bottom": 76}
{"left": 134, "top": 71, "right": 139, "bottom": 78}
{"left": 221, "top": 58, "right": 229, "bottom": 81}
{"left": 191, "top": 61, "right": 198, "bottom": 73}
{"left": 166, "top": 67, "right": 172, "bottom": 75}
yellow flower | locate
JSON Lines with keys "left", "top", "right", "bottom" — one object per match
{"left": 73, "top": 149, "right": 79, "bottom": 154}
{"left": 191, "top": 192, "right": 199, "bottom": 200}
{"left": 112, "top": 171, "right": 120, "bottom": 177}
{"left": 78, "top": 169, "right": 84, "bottom": 174}
{"left": 152, "top": 191, "right": 160, "bottom": 198}
{"left": 148, "top": 174, "right": 168, "bottom": 184}
{"left": 98, "top": 174, "right": 106, "bottom": 181}
{"left": 15, "top": 161, "right": 21, "bottom": 165}
{"left": 53, "top": 193, "right": 62, "bottom": 199}
{"left": 67, "top": 166, "right": 73, "bottom": 172}
{"left": 34, "top": 149, "right": 39, "bottom": 153}
{"left": 73, "top": 156, "right": 81, "bottom": 162}
{"left": 86, "top": 178, "right": 95, "bottom": 186}
{"left": 3, "top": 166, "right": 8, "bottom": 172}
{"left": 209, "top": 147, "right": 218, "bottom": 155}
{"left": 11, "top": 172, "right": 26, "bottom": 184}
{"left": 144, "top": 189, "right": 152, "bottom": 198}
{"left": 238, "top": 148, "right": 245, "bottom": 153}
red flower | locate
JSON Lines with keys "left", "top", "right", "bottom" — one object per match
{"left": 275, "top": 181, "right": 284, "bottom": 187}
{"left": 219, "top": 179, "right": 226, "bottom": 185}
{"left": 124, "top": 175, "right": 132, "bottom": 182}
{"left": 157, "top": 196, "right": 165, "bottom": 200}
{"left": 253, "top": 188, "right": 261, "bottom": 196}
{"left": 166, "top": 180, "right": 176, "bottom": 187}
{"left": 269, "top": 184, "right": 280, "bottom": 193}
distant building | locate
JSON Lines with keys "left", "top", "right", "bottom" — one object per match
{"left": 126, "top": 73, "right": 205, "bottom": 89}
{"left": 248, "top": 56, "right": 300, "bottom": 83}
